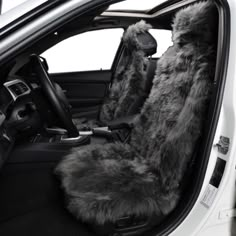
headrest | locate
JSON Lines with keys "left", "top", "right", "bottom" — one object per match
{"left": 123, "top": 20, "right": 157, "bottom": 56}
{"left": 172, "top": 1, "right": 217, "bottom": 45}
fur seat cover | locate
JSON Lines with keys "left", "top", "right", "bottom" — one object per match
{"left": 56, "top": 1, "right": 217, "bottom": 225}
{"left": 73, "top": 20, "right": 155, "bottom": 129}
{"left": 99, "top": 21, "right": 154, "bottom": 123}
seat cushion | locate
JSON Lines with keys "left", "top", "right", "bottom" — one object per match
{"left": 55, "top": 142, "right": 173, "bottom": 224}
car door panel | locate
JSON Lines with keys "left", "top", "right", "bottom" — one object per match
{"left": 51, "top": 70, "right": 111, "bottom": 118}
{"left": 42, "top": 28, "right": 124, "bottom": 119}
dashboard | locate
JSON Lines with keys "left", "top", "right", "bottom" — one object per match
{"left": 0, "top": 75, "right": 85, "bottom": 167}
{"left": 0, "top": 78, "right": 41, "bottom": 168}
{"left": 0, "top": 56, "right": 87, "bottom": 167}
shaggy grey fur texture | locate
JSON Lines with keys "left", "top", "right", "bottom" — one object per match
{"left": 100, "top": 20, "right": 153, "bottom": 123}
{"left": 56, "top": 1, "right": 217, "bottom": 225}
{"left": 73, "top": 21, "right": 154, "bottom": 129}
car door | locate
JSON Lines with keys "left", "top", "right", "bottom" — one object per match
{"left": 41, "top": 28, "right": 123, "bottom": 119}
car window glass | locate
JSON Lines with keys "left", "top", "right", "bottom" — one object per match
{"left": 41, "top": 29, "right": 124, "bottom": 73}
{"left": 108, "top": 0, "right": 167, "bottom": 11}
{"left": 149, "top": 29, "right": 173, "bottom": 57}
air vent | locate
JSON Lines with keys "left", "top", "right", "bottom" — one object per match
{"left": 4, "top": 79, "right": 31, "bottom": 101}
{"left": 8, "top": 83, "right": 28, "bottom": 96}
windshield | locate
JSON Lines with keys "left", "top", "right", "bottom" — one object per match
{"left": 0, "top": 0, "right": 48, "bottom": 29}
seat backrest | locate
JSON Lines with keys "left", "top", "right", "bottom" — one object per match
{"left": 131, "top": 1, "right": 217, "bottom": 213}
{"left": 127, "top": 58, "right": 158, "bottom": 116}
{"left": 99, "top": 20, "right": 157, "bottom": 123}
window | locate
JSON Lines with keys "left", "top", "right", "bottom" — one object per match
{"left": 42, "top": 29, "right": 124, "bottom": 73}
{"left": 108, "top": 0, "right": 167, "bottom": 11}
{"left": 149, "top": 29, "right": 173, "bottom": 58}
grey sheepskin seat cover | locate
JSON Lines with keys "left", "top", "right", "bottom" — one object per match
{"left": 73, "top": 20, "right": 155, "bottom": 128}
{"left": 56, "top": 1, "right": 217, "bottom": 225}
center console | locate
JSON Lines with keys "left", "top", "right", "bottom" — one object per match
{"left": 29, "top": 127, "right": 90, "bottom": 146}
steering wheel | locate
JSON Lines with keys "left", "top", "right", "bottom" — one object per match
{"left": 30, "top": 54, "right": 79, "bottom": 138}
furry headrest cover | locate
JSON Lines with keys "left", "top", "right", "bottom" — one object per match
{"left": 123, "top": 20, "right": 157, "bottom": 56}
{"left": 172, "top": 1, "right": 218, "bottom": 45}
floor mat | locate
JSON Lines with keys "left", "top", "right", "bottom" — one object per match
{"left": 0, "top": 163, "right": 95, "bottom": 236}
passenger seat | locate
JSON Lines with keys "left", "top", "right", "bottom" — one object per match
{"left": 73, "top": 20, "right": 157, "bottom": 129}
